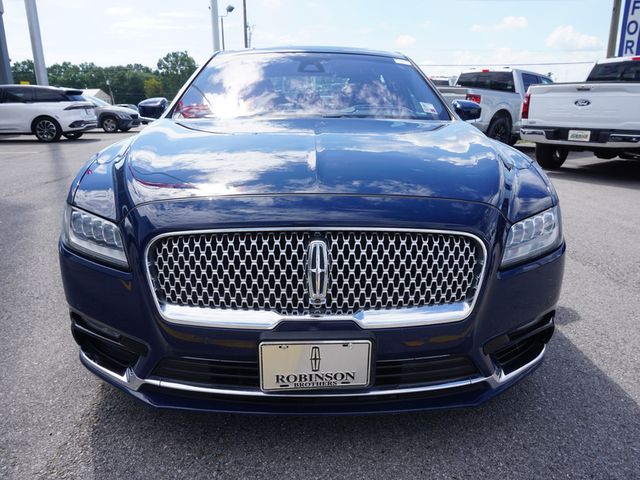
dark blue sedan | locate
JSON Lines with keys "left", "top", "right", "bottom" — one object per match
{"left": 59, "top": 47, "right": 564, "bottom": 414}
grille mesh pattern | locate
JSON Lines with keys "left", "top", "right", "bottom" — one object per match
{"left": 148, "top": 231, "right": 483, "bottom": 316}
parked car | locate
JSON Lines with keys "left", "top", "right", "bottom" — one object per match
{"left": 137, "top": 97, "right": 168, "bottom": 123}
{"left": 0, "top": 85, "right": 96, "bottom": 142}
{"left": 521, "top": 56, "right": 640, "bottom": 168}
{"left": 437, "top": 68, "right": 553, "bottom": 144}
{"left": 82, "top": 96, "right": 140, "bottom": 133}
{"left": 59, "top": 47, "right": 564, "bottom": 415}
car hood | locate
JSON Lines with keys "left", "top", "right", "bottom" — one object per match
{"left": 124, "top": 117, "right": 510, "bottom": 207}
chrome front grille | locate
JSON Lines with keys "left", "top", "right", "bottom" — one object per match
{"left": 147, "top": 229, "right": 484, "bottom": 317}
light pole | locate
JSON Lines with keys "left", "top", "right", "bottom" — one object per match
{"left": 606, "top": 0, "right": 622, "bottom": 58}
{"left": 220, "top": 5, "right": 234, "bottom": 51}
{"left": 24, "top": 0, "right": 48, "bottom": 85}
{"left": 0, "top": 0, "right": 13, "bottom": 84}
{"left": 242, "top": 0, "right": 248, "bottom": 48}
{"left": 210, "top": 0, "right": 221, "bottom": 52}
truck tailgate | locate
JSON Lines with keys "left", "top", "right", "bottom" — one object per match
{"left": 527, "top": 83, "right": 640, "bottom": 130}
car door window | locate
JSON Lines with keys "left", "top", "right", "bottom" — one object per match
{"left": 35, "top": 88, "right": 68, "bottom": 102}
{"left": 540, "top": 76, "right": 553, "bottom": 84}
{"left": 2, "top": 86, "right": 34, "bottom": 103}
{"left": 521, "top": 73, "right": 539, "bottom": 92}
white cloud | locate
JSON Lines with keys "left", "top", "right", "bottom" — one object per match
{"left": 105, "top": 7, "right": 133, "bottom": 16}
{"left": 471, "top": 16, "right": 528, "bottom": 32}
{"left": 546, "top": 25, "right": 603, "bottom": 50}
{"left": 395, "top": 35, "right": 416, "bottom": 47}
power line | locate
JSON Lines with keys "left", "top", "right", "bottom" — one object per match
{"left": 419, "top": 61, "right": 595, "bottom": 67}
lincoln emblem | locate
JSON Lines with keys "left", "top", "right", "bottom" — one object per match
{"left": 310, "top": 346, "right": 321, "bottom": 372}
{"left": 307, "top": 240, "right": 329, "bottom": 306}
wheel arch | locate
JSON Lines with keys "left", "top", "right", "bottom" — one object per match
{"left": 489, "top": 108, "right": 513, "bottom": 126}
{"left": 30, "top": 114, "right": 59, "bottom": 133}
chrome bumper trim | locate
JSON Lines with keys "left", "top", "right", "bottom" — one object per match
{"left": 80, "top": 346, "right": 545, "bottom": 398}
{"left": 159, "top": 301, "right": 473, "bottom": 330}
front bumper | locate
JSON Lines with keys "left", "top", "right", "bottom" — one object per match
{"left": 59, "top": 230, "right": 564, "bottom": 414}
{"left": 67, "top": 120, "right": 98, "bottom": 131}
{"left": 117, "top": 117, "right": 141, "bottom": 129}
{"left": 78, "top": 342, "right": 548, "bottom": 414}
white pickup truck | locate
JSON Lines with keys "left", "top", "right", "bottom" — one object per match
{"left": 521, "top": 56, "right": 640, "bottom": 168}
{"left": 437, "top": 68, "right": 553, "bottom": 145}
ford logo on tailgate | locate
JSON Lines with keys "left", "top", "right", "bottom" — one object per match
{"left": 574, "top": 99, "right": 591, "bottom": 107}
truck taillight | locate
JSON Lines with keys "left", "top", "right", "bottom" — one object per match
{"left": 522, "top": 92, "right": 531, "bottom": 119}
{"left": 466, "top": 94, "right": 482, "bottom": 104}
{"left": 633, "top": 56, "right": 640, "bottom": 61}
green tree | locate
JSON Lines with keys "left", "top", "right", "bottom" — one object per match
{"left": 11, "top": 60, "right": 36, "bottom": 84}
{"left": 155, "top": 51, "right": 197, "bottom": 100}
{"left": 9, "top": 53, "right": 193, "bottom": 104}
{"left": 144, "top": 77, "right": 164, "bottom": 98}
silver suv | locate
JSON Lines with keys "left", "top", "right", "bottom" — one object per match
{"left": 81, "top": 96, "right": 140, "bottom": 133}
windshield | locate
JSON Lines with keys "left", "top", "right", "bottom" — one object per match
{"left": 87, "top": 96, "right": 110, "bottom": 106}
{"left": 67, "top": 95, "right": 110, "bottom": 105}
{"left": 173, "top": 52, "right": 450, "bottom": 121}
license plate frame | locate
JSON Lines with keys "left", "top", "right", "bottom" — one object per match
{"left": 259, "top": 340, "right": 372, "bottom": 392}
{"left": 568, "top": 129, "right": 591, "bottom": 142}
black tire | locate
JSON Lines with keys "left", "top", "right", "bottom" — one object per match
{"left": 33, "top": 116, "right": 62, "bottom": 142}
{"left": 486, "top": 115, "right": 512, "bottom": 144}
{"left": 119, "top": 127, "right": 131, "bottom": 132}
{"left": 535, "top": 143, "right": 569, "bottom": 169}
{"left": 101, "top": 116, "right": 118, "bottom": 133}
{"left": 63, "top": 132, "right": 83, "bottom": 140}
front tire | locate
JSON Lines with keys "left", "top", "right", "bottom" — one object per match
{"left": 486, "top": 115, "right": 512, "bottom": 144}
{"left": 535, "top": 143, "right": 568, "bottom": 169}
{"left": 33, "top": 117, "right": 62, "bottom": 142}
{"left": 63, "top": 132, "right": 83, "bottom": 140}
{"left": 101, "top": 116, "right": 118, "bottom": 133}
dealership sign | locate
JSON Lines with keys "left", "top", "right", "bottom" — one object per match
{"left": 619, "top": 0, "right": 640, "bottom": 55}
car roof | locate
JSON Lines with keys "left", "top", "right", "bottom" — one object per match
{"left": 215, "top": 46, "right": 408, "bottom": 60}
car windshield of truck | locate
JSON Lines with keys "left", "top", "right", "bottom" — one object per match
{"left": 587, "top": 61, "right": 640, "bottom": 82}
{"left": 457, "top": 71, "right": 515, "bottom": 92}
{"left": 173, "top": 52, "right": 450, "bottom": 121}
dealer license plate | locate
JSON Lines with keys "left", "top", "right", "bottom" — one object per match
{"left": 259, "top": 340, "right": 372, "bottom": 392}
{"left": 568, "top": 130, "right": 591, "bottom": 142}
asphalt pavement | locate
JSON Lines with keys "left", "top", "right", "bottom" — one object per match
{"left": 0, "top": 131, "right": 638, "bottom": 479}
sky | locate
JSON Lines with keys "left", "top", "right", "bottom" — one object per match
{"left": 2, "top": 0, "right": 614, "bottom": 82}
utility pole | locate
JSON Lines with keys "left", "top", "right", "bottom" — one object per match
{"left": 210, "top": 0, "right": 221, "bottom": 52}
{"left": 607, "top": 0, "right": 623, "bottom": 58}
{"left": 243, "top": 0, "right": 248, "bottom": 48}
{"left": 0, "top": 0, "right": 14, "bottom": 84}
{"left": 24, "top": 0, "right": 47, "bottom": 85}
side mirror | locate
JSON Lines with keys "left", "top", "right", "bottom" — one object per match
{"left": 452, "top": 99, "right": 481, "bottom": 121}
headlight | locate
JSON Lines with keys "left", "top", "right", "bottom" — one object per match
{"left": 501, "top": 206, "right": 562, "bottom": 268}
{"left": 115, "top": 112, "right": 131, "bottom": 119}
{"left": 62, "top": 205, "right": 128, "bottom": 268}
